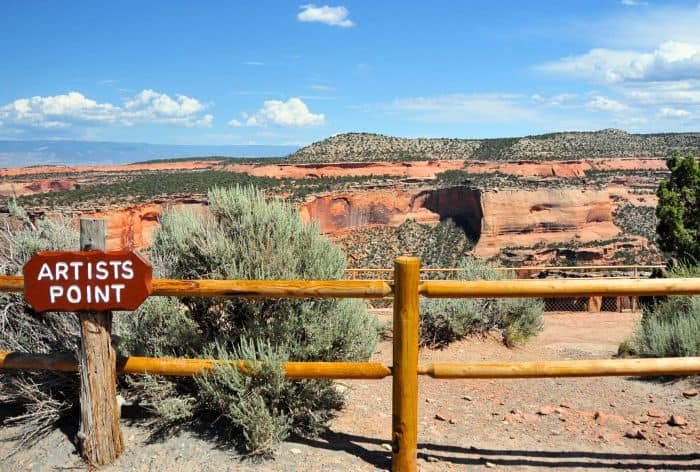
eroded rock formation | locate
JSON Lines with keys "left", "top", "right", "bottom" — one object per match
{"left": 475, "top": 188, "right": 618, "bottom": 258}
{"left": 0, "top": 179, "right": 78, "bottom": 198}
{"left": 299, "top": 186, "right": 622, "bottom": 259}
{"left": 2, "top": 155, "right": 665, "bottom": 266}
{"left": 86, "top": 200, "right": 207, "bottom": 251}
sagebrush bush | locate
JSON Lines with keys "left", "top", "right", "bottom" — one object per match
{"left": 420, "top": 258, "right": 544, "bottom": 347}
{"left": 119, "top": 185, "right": 379, "bottom": 456}
{"left": 630, "top": 265, "right": 700, "bottom": 357}
{"left": 195, "top": 339, "right": 292, "bottom": 457}
{"left": 0, "top": 202, "right": 80, "bottom": 446}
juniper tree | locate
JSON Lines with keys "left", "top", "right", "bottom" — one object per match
{"left": 656, "top": 152, "right": 700, "bottom": 263}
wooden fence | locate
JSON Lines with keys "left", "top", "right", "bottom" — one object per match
{"left": 1, "top": 257, "right": 700, "bottom": 471}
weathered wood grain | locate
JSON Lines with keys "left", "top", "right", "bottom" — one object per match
{"left": 77, "top": 219, "right": 123, "bottom": 466}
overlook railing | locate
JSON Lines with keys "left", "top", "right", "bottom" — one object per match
{"left": 1, "top": 258, "right": 699, "bottom": 471}
{"left": 344, "top": 264, "right": 666, "bottom": 281}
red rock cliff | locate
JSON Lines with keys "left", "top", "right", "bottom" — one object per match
{"left": 85, "top": 201, "right": 207, "bottom": 251}
{"left": 300, "top": 186, "right": 622, "bottom": 258}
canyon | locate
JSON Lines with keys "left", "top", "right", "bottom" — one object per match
{"left": 1, "top": 130, "right": 674, "bottom": 267}
{"left": 0, "top": 158, "right": 656, "bottom": 267}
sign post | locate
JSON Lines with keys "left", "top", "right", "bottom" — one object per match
{"left": 23, "top": 219, "right": 152, "bottom": 466}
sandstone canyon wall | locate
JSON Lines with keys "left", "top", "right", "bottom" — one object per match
{"left": 475, "top": 189, "right": 618, "bottom": 258}
{"left": 299, "top": 186, "right": 621, "bottom": 258}
{"left": 86, "top": 200, "right": 207, "bottom": 251}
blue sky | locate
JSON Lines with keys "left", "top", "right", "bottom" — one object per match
{"left": 3, "top": 1, "right": 700, "bottom": 146}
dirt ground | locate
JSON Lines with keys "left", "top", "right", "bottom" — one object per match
{"left": 1, "top": 311, "right": 699, "bottom": 471}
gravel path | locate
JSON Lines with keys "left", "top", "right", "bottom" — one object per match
{"left": 1, "top": 311, "right": 698, "bottom": 471}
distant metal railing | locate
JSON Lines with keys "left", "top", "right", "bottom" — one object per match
{"left": 345, "top": 265, "right": 666, "bottom": 312}
{"left": 344, "top": 264, "right": 665, "bottom": 281}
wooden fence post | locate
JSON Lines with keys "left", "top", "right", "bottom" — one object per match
{"left": 77, "top": 218, "right": 124, "bottom": 465}
{"left": 392, "top": 256, "right": 420, "bottom": 472}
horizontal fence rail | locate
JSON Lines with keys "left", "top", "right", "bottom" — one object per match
{"left": 0, "top": 276, "right": 393, "bottom": 299}
{"left": 420, "top": 277, "right": 700, "bottom": 298}
{"left": 419, "top": 358, "right": 700, "bottom": 378}
{"left": 0, "top": 352, "right": 392, "bottom": 379}
{"left": 4, "top": 351, "right": 698, "bottom": 380}
{"left": 4, "top": 275, "right": 691, "bottom": 300}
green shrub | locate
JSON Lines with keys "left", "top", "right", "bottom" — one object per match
{"left": 630, "top": 265, "right": 700, "bottom": 357}
{"left": 120, "top": 185, "right": 379, "bottom": 456}
{"left": 195, "top": 339, "right": 292, "bottom": 457}
{"left": 420, "top": 258, "right": 544, "bottom": 347}
{"left": 497, "top": 297, "right": 546, "bottom": 347}
{"left": 419, "top": 297, "right": 483, "bottom": 347}
{"left": 0, "top": 205, "right": 80, "bottom": 446}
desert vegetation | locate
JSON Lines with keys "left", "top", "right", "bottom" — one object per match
{"left": 613, "top": 205, "right": 658, "bottom": 243}
{"left": 621, "top": 154, "right": 700, "bottom": 358}
{"left": 341, "top": 218, "right": 474, "bottom": 270}
{"left": 0, "top": 201, "right": 80, "bottom": 446}
{"left": 1, "top": 188, "right": 379, "bottom": 457}
{"left": 118, "top": 186, "right": 380, "bottom": 456}
{"left": 288, "top": 129, "right": 700, "bottom": 163}
{"left": 420, "top": 258, "right": 544, "bottom": 348}
{"left": 624, "top": 265, "right": 700, "bottom": 358}
{"left": 656, "top": 153, "right": 700, "bottom": 263}
{"left": 16, "top": 171, "right": 393, "bottom": 208}
{"left": 130, "top": 156, "right": 287, "bottom": 165}
{"left": 434, "top": 170, "right": 545, "bottom": 190}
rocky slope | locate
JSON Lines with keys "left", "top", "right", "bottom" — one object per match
{"left": 288, "top": 129, "right": 700, "bottom": 163}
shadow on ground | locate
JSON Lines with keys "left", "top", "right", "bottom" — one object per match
{"left": 291, "top": 430, "right": 700, "bottom": 471}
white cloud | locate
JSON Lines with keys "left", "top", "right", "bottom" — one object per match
{"left": 588, "top": 4, "right": 700, "bottom": 49}
{"left": 540, "top": 48, "right": 639, "bottom": 83}
{"left": 245, "top": 98, "right": 325, "bottom": 127}
{"left": 0, "top": 89, "right": 212, "bottom": 130}
{"left": 384, "top": 93, "right": 538, "bottom": 123}
{"left": 297, "top": 4, "right": 354, "bottom": 27}
{"left": 299, "top": 95, "right": 336, "bottom": 101}
{"left": 372, "top": 91, "right": 681, "bottom": 132}
{"left": 542, "top": 41, "right": 700, "bottom": 84}
{"left": 659, "top": 107, "right": 692, "bottom": 119}
{"left": 198, "top": 114, "right": 214, "bottom": 127}
{"left": 624, "top": 80, "right": 700, "bottom": 105}
{"left": 540, "top": 38, "right": 700, "bottom": 118}
{"left": 125, "top": 89, "right": 204, "bottom": 116}
{"left": 531, "top": 93, "right": 578, "bottom": 107}
{"left": 243, "top": 61, "right": 264, "bottom": 66}
{"left": 585, "top": 96, "right": 629, "bottom": 113}
{"left": 0, "top": 92, "right": 119, "bottom": 129}
{"left": 621, "top": 0, "right": 647, "bottom": 6}
{"left": 228, "top": 118, "right": 243, "bottom": 127}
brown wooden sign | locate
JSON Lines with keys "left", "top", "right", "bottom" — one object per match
{"left": 23, "top": 250, "right": 152, "bottom": 312}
